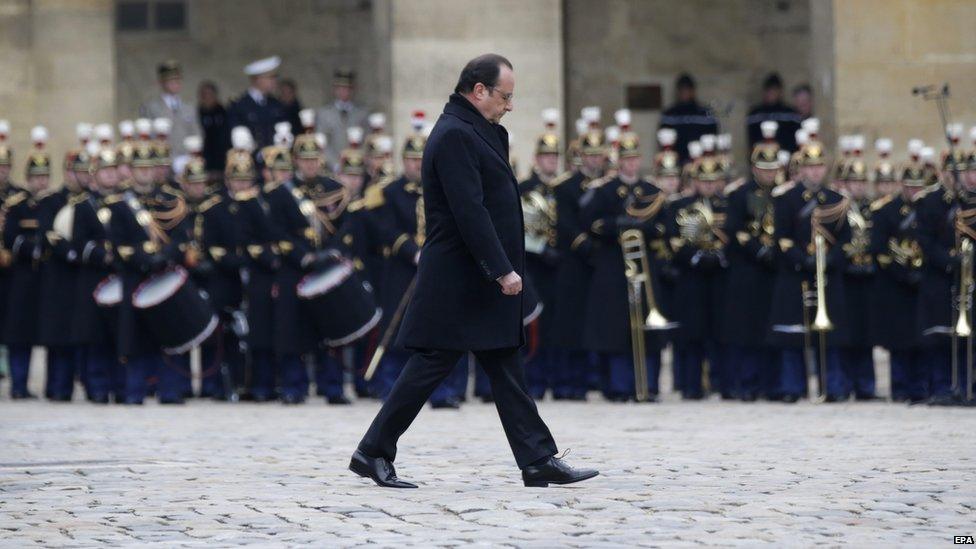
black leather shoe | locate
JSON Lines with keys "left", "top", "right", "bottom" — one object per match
{"left": 825, "top": 394, "right": 849, "bottom": 403}
{"left": 349, "top": 450, "right": 418, "bottom": 488}
{"left": 431, "top": 397, "right": 461, "bottom": 409}
{"left": 928, "top": 395, "right": 958, "bottom": 406}
{"left": 281, "top": 394, "right": 305, "bottom": 405}
{"left": 11, "top": 391, "right": 38, "bottom": 400}
{"left": 781, "top": 394, "right": 800, "bottom": 403}
{"left": 522, "top": 456, "right": 599, "bottom": 488}
{"left": 327, "top": 395, "right": 352, "bottom": 405}
{"left": 854, "top": 394, "right": 882, "bottom": 402}
{"left": 159, "top": 397, "right": 185, "bottom": 405}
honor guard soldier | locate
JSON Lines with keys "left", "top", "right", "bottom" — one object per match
{"left": 721, "top": 121, "right": 781, "bottom": 400}
{"left": 837, "top": 138, "right": 879, "bottom": 400}
{"left": 0, "top": 120, "right": 15, "bottom": 380}
{"left": 914, "top": 130, "right": 974, "bottom": 405}
{"left": 870, "top": 149, "right": 926, "bottom": 402}
{"left": 3, "top": 127, "right": 52, "bottom": 399}
{"left": 71, "top": 142, "right": 121, "bottom": 403}
{"left": 517, "top": 108, "right": 562, "bottom": 399}
{"left": 152, "top": 118, "right": 175, "bottom": 187}
{"left": 116, "top": 120, "right": 136, "bottom": 182}
{"left": 550, "top": 127, "right": 606, "bottom": 400}
{"left": 667, "top": 156, "right": 729, "bottom": 399}
{"left": 874, "top": 138, "right": 899, "bottom": 198}
{"left": 580, "top": 130, "right": 668, "bottom": 401}
{"left": 767, "top": 135, "right": 852, "bottom": 402}
{"left": 227, "top": 143, "right": 280, "bottom": 401}
{"left": 228, "top": 56, "right": 286, "bottom": 150}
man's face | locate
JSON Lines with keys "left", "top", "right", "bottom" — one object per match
{"left": 0, "top": 165, "right": 10, "bottom": 182}
{"left": 793, "top": 90, "right": 813, "bottom": 116}
{"left": 962, "top": 169, "right": 976, "bottom": 193}
{"left": 800, "top": 164, "right": 827, "bottom": 185}
{"left": 752, "top": 166, "right": 779, "bottom": 186}
{"left": 278, "top": 83, "right": 296, "bottom": 104}
{"left": 339, "top": 173, "right": 364, "bottom": 195}
{"left": 535, "top": 153, "right": 558, "bottom": 176}
{"left": 132, "top": 166, "right": 155, "bottom": 186}
{"left": 198, "top": 85, "right": 217, "bottom": 108}
{"left": 966, "top": 168, "right": 976, "bottom": 190}
{"left": 402, "top": 156, "right": 422, "bottom": 181}
{"left": 762, "top": 86, "right": 782, "bottom": 104}
{"left": 74, "top": 169, "right": 92, "bottom": 189}
{"left": 153, "top": 164, "right": 171, "bottom": 183}
{"left": 847, "top": 180, "right": 868, "bottom": 200}
{"left": 273, "top": 168, "right": 293, "bottom": 184}
{"left": 904, "top": 184, "right": 922, "bottom": 201}
{"left": 95, "top": 166, "right": 119, "bottom": 190}
{"left": 117, "top": 163, "right": 132, "bottom": 181}
{"left": 696, "top": 179, "right": 720, "bottom": 198}
{"left": 368, "top": 154, "right": 389, "bottom": 174}
{"left": 27, "top": 174, "right": 49, "bottom": 193}
{"left": 295, "top": 156, "right": 320, "bottom": 179}
{"left": 253, "top": 73, "right": 278, "bottom": 95}
{"left": 473, "top": 65, "right": 514, "bottom": 124}
{"left": 334, "top": 84, "right": 353, "bottom": 102}
{"left": 63, "top": 170, "right": 78, "bottom": 191}
{"left": 227, "top": 178, "right": 253, "bottom": 195}
{"left": 581, "top": 152, "right": 604, "bottom": 173}
{"left": 182, "top": 180, "right": 207, "bottom": 201}
{"left": 619, "top": 155, "right": 641, "bottom": 178}
{"left": 161, "top": 77, "right": 182, "bottom": 95}
{"left": 656, "top": 175, "right": 679, "bottom": 194}
{"left": 677, "top": 86, "right": 695, "bottom": 103}
{"left": 877, "top": 180, "right": 898, "bottom": 197}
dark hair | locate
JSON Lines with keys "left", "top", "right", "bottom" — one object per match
{"left": 199, "top": 80, "right": 219, "bottom": 94}
{"left": 280, "top": 78, "right": 297, "bottom": 92}
{"left": 762, "top": 72, "right": 784, "bottom": 90}
{"left": 454, "top": 54, "right": 513, "bottom": 94}
{"left": 792, "top": 83, "right": 812, "bottom": 96}
{"left": 675, "top": 72, "right": 696, "bottom": 90}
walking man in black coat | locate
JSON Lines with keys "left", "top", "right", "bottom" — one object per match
{"left": 350, "top": 54, "right": 598, "bottom": 489}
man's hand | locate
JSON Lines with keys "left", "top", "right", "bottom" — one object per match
{"left": 496, "top": 271, "right": 522, "bottom": 295}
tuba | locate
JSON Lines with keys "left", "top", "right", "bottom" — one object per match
{"left": 521, "top": 189, "right": 555, "bottom": 254}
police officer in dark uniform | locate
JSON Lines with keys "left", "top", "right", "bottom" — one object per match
{"left": 2, "top": 126, "right": 52, "bottom": 399}
{"left": 659, "top": 74, "right": 719, "bottom": 165}
{"left": 746, "top": 73, "right": 803, "bottom": 154}
{"left": 228, "top": 57, "right": 287, "bottom": 151}
{"left": 580, "top": 130, "right": 668, "bottom": 401}
{"left": 667, "top": 156, "right": 729, "bottom": 399}
{"left": 721, "top": 122, "right": 781, "bottom": 400}
{"left": 550, "top": 129, "right": 606, "bottom": 400}
{"left": 767, "top": 136, "right": 852, "bottom": 402}
{"left": 837, "top": 146, "right": 879, "bottom": 400}
{"left": 518, "top": 109, "right": 561, "bottom": 399}
{"left": 870, "top": 153, "right": 926, "bottom": 402}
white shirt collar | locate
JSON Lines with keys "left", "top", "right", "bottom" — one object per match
{"left": 248, "top": 88, "right": 265, "bottom": 104}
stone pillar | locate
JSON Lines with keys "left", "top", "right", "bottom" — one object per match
{"left": 0, "top": 0, "right": 114, "bottom": 187}
{"left": 386, "top": 0, "right": 563, "bottom": 179}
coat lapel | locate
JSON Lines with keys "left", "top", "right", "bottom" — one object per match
{"left": 444, "top": 95, "right": 515, "bottom": 180}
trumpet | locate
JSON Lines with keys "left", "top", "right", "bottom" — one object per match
{"left": 620, "top": 229, "right": 671, "bottom": 402}
{"left": 952, "top": 237, "right": 974, "bottom": 401}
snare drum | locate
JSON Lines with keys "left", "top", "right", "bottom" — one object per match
{"left": 132, "top": 266, "right": 218, "bottom": 354}
{"left": 297, "top": 257, "right": 382, "bottom": 347}
{"left": 93, "top": 275, "right": 123, "bottom": 334}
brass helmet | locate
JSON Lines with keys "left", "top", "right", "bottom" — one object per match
{"left": 25, "top": 126, "right": 51, "bottom": 177}
{"left": 339, "top": 149, "right": 366, "bottom": 175}
{"left": 131, "top": 141, "right": 157, "bottom": 168}
{"left": 654, "top": 128, "right": 680, "bottom": 177}
{"left": 90, "top": 146, "right": 119, "bottom": 173}
{"left": 693, "top": 156, "right": 724, "bottom": 182}
{"left": 580, "top": 129, "right": 606, "bottom": 156}
{"left": 293, "top": 132, "right": 323, "bottom": 160}
{"left": 225, "top": 149, "right": 255, "bottom": 180}
{"left": 618, "top": 131, "right": 640, "bottom": 158}
{"left": 181, "top": 156, "right": 208, "bottom": 184}
{"left": 873, "top": 138, "right": 896, "bottom": 183}
{"left": 535, "top": 108, "right": 560, "bottom": 156}
{"left": 797, "top": 140, "right": 827, "bottom": 167}
{"left": 751, "top": 120, "right": 780, "bottom": 170}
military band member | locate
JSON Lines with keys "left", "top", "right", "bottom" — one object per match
{"left": 580, "top": 130, "right": 668, "bottom": 401}
{"left": 721, "top": 122, "right": 780, "bottom": 400}
{"left": 550, "top": 129, "right": 606, "bottom": 400}
{"left": 838, "top": 146, "right": 879, "bottom": 400}
{"left": 768, "top": 136, "right": 852, "bottom": 403}
{"left": 874, "top": 138, "right": 898, "bottom": 198}
{"left": 667, "top": 156, "right": 729, "bottom": 399}
{"left": 0, "top": 120, "right": 14, "bottom": 382}
{"left": 870, "top": 154, "right": 926, "bottom": 402}
{"left": 2, "top": 127, "right": 52, "bottom": 398}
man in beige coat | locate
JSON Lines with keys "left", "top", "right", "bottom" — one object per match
{"left": 139, "top": 60, "right": 201, "bottom": 158}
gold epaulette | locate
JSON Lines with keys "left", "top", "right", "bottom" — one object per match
{"left": 37, "top": 187, "right": 60, "bottom": 200}
{"left": 911, "top": 183, "right": 940, "bottom": 202}
{"left": 549, "top": 171, "right": 574, "bottom": 188}
{"left": 771, "top": 181, "right": 796, "bottom": 198}
{"left": 234, "top": 187, "right": 259, "bottom": 201}
{"left": 199, "top": 194, "right": 222, "bottom": 213}
{"left": 68, "top": 192, "right": 89, "bottom": 206}
{"left": 3, "top": 191, "right": 28, "bottom": 209}
{"left": 870, "top": 194, "right": 895, "bottom": 212}
{"left": 263, "top": 180, "right": 283, "bottom": 193}
{"left": 162, "top": 184, "right": 184, "bottom": 198}
{"left": 724, "top": 177, "right": 747, "bottom": 194}
{"left": 103, "top": 193, "right": 124, "bottom": 205}
{"left": 347, "top": 198, "right": 365, "bottom": 213}
{"left": 363, "top": 184, "right": 385, "bottom": 210}
{"left": 585, "top": 175, "right": 610, "bottom": 190}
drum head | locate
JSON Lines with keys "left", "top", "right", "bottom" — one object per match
{"left": 133, "top": 267, "right": 188, "bottom": 309}
{"left": 93, "top": 276, "right": 123, "bottom": 306}
{"left": 297, "top": 262, "right": 353, "bottom": 298}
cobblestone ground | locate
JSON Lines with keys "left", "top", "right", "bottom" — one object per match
{"left": 1, "top": 384, "right": 975, "bottom": 547}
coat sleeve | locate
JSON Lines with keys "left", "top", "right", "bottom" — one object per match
{"left": 434, "top": 127, "right": 513, "bottom": 282}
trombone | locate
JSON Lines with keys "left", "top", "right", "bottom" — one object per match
{"left": 802, "top": 231, "right": 833, "bottom": 402}
{"left": 952, "top": 237, "right": 974, "bottom": 402}
{"left": 620, "top": 229, "right": 674, "bottom": 402}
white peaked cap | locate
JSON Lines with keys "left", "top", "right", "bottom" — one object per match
{"left": 575, "top": 118, "right": 588, "bottom": 137}
{"left": 581, "top": 106, "right": 600, "bottom": 124}
{"left": 908, "top": 139, "right": 924, "bottom": 155}
{"left": 183, "top": 135, "right": 202, "bottom": 154}
{"left": 244, "top": 55, "right": 281, "bottom": 76}
{"left": 118, "top": 120, "right": 134, "bottom": 138}
{"left": 875, "top": 138, "right": 892, "bottom": 154}
{"left": 314, "top": 132, "right": 327, "bottom": 149}
{"left": 760, "top": 120, "right": 778, "bottom": 140}
{"left": 153, "top": 117, "right": 172, "bottom": 136}
{"left": 299, "top": 108, "right": 315, "bottom": 129}
{"left": 604, "top": 126, "right": 620, "bottom": 143}
{"left": 274, "top": 128, "right": 293, "bottom": 147}
{"left": 718, "top": 133, "right": 732, "bottom": 150}
{"left": 274, "top": 121, "right": 292, "bottom": 138}
{"left": 0, "top": 119, "right": 8, "bottom": 136}
{"left": 85, "top": 140, "right": 99, "bottom": 156}
{"left": 614, "top": 109, "right": 631, "bottom": 127}
{"left": 94, "top": 123, "right": 114, "bottom": 143}
{"left": 135, "top": 118, "right": 152, "bottom": 136}
{"left": 947, "top": 123, "right": 963, "bottom": 139}
{"left": 920, "top": 146, "right": 935, "bottom": 162}
{"left": 231, "top": 126, "right": 254, "bottom": 151}
{"left": 368, "top": 112, "right": 386, "bottom": 130}
{"left": 411, "top": 110, "right": 426, "bottom": 132}
{"left": 541, "top": 108, "right": 559, "bottom": 126}
{"left": 347, "top": 126, "right": 363, "bottom": 145}
{"left": 688, "top": 140, "right": 702, "bottom": 159}
{"left": 795, "top": 129, "right": 809, "bottom": 147}
{"left": 777, "top": 149, "right": 791, "bottom": 167}
{"left": 838, "top": 135, "right": 852, "bottom": 152}
{"left": 31, "top": 125, "right": 49, "bottom": 144}
{"left": 657, "top": 127, "right": 677, "bottom": 147}
{"left": 850, "top": 134, "right": 865, "bottom": 151}
{"left": 801, "top": 117, "right": 820, "bottom": 135}
{"left": 76, "top": 123, "right": 93, "bottom": 141}
{"left": 373, "top": 135, "right": 393, "bottom": 154}
{"left": 700, "top": 134, "right": 716, "bottom": 152}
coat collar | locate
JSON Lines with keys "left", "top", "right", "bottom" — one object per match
{"left": 444, "top": 93, "right": 511, "bottom": 169}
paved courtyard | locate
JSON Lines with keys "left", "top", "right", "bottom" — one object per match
{"left": 1, "top": 391, "right": 974, "bottom": 547}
